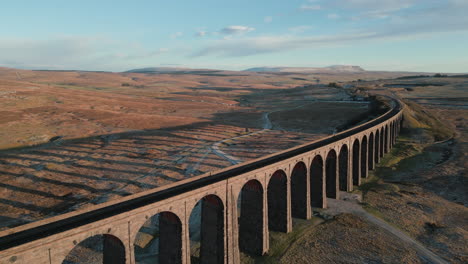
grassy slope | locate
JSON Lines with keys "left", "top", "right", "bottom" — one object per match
{"left": 242, "top": 100, "right": 466, "bottom": 263}
{"left": 359, "top": 101, "right": 467, "bottom": 263}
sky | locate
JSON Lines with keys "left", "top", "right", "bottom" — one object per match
{"left": 1, "top": 0, "right": 467, "bottom": 72}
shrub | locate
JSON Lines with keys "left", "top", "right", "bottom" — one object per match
{"left": 433, "top": 73, "right": 447, "bottom": 78}
{"left": 328, "top": 82, "right": 341, "bottom": 88}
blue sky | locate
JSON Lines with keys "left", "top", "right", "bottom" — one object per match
{"left": 1, "top": 0, "right": 467, "bottom": 72}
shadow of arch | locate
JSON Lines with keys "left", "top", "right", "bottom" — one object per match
{"left": 352, "top": 139, "right": 360, "bottom": 186}
{"left": 390, "top": 122, "right": 394, "bottom": 147}
{"left": 63, "top": 234, "right": 125, "bottom": 264}
{"left": 338, "top": 144, "right": 349, "bottom": 191}
{"left": 238, "top": 179, "right": 264, "bottom": 256}
{"left": 189, "top": 194, "right": 224, "bottom": 264}
{"left": 310, "top": 155, "right": 324, "bottom": 208}
{"left": 380, "top": 127, "right": 384, "bottom": 158}
{"left": 268, "top": 170, "right": 288, "bottom": 232}
{"left": 384, "top": 125, "right": 389, "bottom": 153}
{"left": 326, "top": 149, "right": 338, "bottom": 199}
{"left": 368, "top": 132, "right": 374, "bottom": 170}
{"left": 361, "top": 136, "right": 368, "bottom": 179}
{"left": 291, "top": 162, "right": 307, "bottom": 219}
{"left": 375, "top": 130, "right": 380, "bottom": 164}
{"left": 134, "top": 211, "right": 182, "bottom": 264}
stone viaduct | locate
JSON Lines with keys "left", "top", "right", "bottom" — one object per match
{"left": 0, "top": 98, "right": 404, "bottom": 264}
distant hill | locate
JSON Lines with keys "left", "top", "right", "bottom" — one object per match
{"left": 125, "top": 67, "right": 219, "bottom": 74}
{"left": 244, "top": 65, "right": 365, "bottom": 73}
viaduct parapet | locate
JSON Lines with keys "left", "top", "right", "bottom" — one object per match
{"left": 0, "top": 98, "right": 404, "bottom": 264}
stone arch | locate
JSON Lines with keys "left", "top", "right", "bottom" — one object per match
{"left": 375, "top": 129, "right": 380, "bottom": 164}
{"left": 338, "top": 144, "right": 349, "bottom": 191}
{"left": 368, "top": 132, "right": 375, "bottom": 170}
{"left": 361, "top": 135, "right": 368, "bottom": 179}
{"left": 352, "top": 139, "right": 360, "bottom": 185}
{"left": 310, "top": 155, "right": 324, "bottom": 208}
{"left": 238, "top": 179, "right": 264, "bottom": 256}
{"left": 134, "top": 211, "right": 182, "bottom": 264}
{"left": 63, "top": 234, "right": 126, "bottom": 264}
{"left": 291, "top": 162, "right": 308, "bottom": 219}
{"left": 189, "top": 194, "right": 224, "bottom": 263}
{"left": 325, "top": 149, "right": 339, "bottom": 199}
{"left": 268, "top": 170, "right": 288, "bottom": 232}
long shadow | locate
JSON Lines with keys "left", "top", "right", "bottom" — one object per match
{"left": 0, "top": 198, "right": 48, "bottom": 212}
{"left": 0, "top": 170, "right": 107, "bottom": 194}
{"left": 0, "top": 183, "right": 71, "bottom": 201}
{"left": 0, "top": 84, "right": 365, "bottom": 230}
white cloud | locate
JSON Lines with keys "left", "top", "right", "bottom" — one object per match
{"left": 192, "top": 11, "right": 468, "bottom": 58}
{"left": 0, "top": 36, "right": 172, "bottom": 71}
{"left": 196, "top": 31, "right": 207, "bottom": 37}
{"left": 154, "top": 48, "right": 169, "bottom": 54}
{"left": 299, "top": 4, "right": 321, "bottom": 11}
{"left": 264, "top": 16, "right": 273, "bottom": 23}
{"left": 324, "top": 0, "right": 416, "bottom": 20}
{"left": 288, "top": 25, "right": 313, "bottom": 33}
{"left": 192, "top": 33, "right": 377, "bottom": 57}
{"left": 170, "top": 32, "right": 183, "bottom": 39}
{"left": 328, "top": 13, "right": 340, "bottom": 19}
{"left": 220, "top": 25, "right": 255, "bottom": 35}
{"left": 326, "top": 0, "right": 415, "bottom": 10}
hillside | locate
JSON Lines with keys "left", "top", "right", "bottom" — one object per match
{"left": 244, "top": 65, "right": 365, "bottom": 73}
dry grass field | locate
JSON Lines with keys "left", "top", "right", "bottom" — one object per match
{"left": 0, "top": 67, "right": 382, "bottom": 230}
{"left": 245, "top": 75, "right": 468, "bottom": 263}
{"left": 1, "top": 67, "right": 466, "bottom": 264}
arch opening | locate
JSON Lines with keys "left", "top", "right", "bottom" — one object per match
{"left": 189, "top": 195, "right": 224, "bottom": 264}
{"left": 268, "top": 170, "right": 288, "bottom": 232}
{"left": 390, "top": 122, "right": 394, "bottom": 147}
{"left": 384, "top": 125, "right": 389, "bottom": 153}
{"left": 380, "top": 128, "right": 384, "bottom": 158}
{"left": 338, "top": 145, "right": 349, "bottom": 191}
{"left": 361, "top": 136, "right": 368, "bottom": 178}
{"left": 352, "top": 139, "right": 360, "bottom": 185}
{"left": 368, "top": 133, "right": 374, "bottom": 170}
{"left": 375, "top": 130, "right": 380, "bottom": 164}
{"left": 238, "top": 179, "right": 264, "bottom": 256}
{"left": 63, "top": 234, "right": 125, "bottom": 264}
{"left": 291, "top": 162, "right": 307, "bottom": 219}
{"left": 134, "top": 211, "right": 182, "bottom": 264}
{"left": 310, "top": 155, "right": 324, "bottom": 208}
{"left": 325, "top": 150, "right": 338, "bottom": 199}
